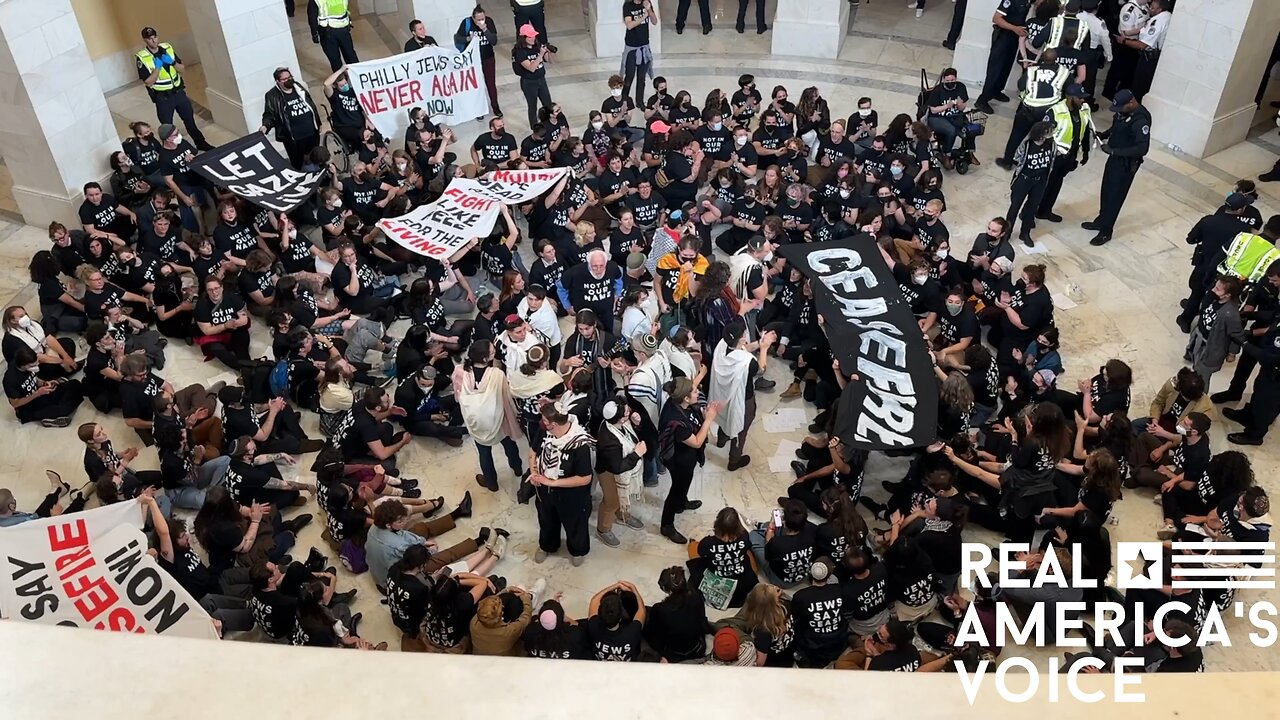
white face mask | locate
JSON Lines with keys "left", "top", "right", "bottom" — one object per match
{"left": 396, "top": 162, "right": 408, "bottom": 172}
{"left": 935, "top": 249, "right": 949, "bottom": 260}
{"left": 858, "top": 108, "right": 871, "bottom": 117}
{"left": 839, "top": 189, "right": 851, "bottom": 198}
{"left": 591, "top": 121, "right": 604, "bottom": 131}
{"left": 1175, "top": 425, "right": 1188, "bottom": 436}
{"left": 332, "top": 199, "right": 343, "bottom": 208}
{"left": 912, "top": 274, "right": 928, "bottom": 285}
{"left": 16, "top": 315, "right": 31, "bottom": 329}
{"left": 173, "top": 133, "right": 183, "bottom": 146}
{"left": 735, "top": 136, "right": 748, "bottom": 147}
{"left": 611, "top": 88, "right": 622, "bottom": 98}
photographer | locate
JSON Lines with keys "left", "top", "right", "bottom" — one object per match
{"left": 512, "top": 23, "right": 557, "bottom": 128}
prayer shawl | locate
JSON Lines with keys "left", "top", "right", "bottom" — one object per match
{"left": 709, "top": 340, "right": 752, "bottom": 438}
{"left": 603, "top": 420, "right": 644, "bottom": 509}
{"left": 656, "top": 252, "right": 710, "bottom": 303}
{"left": 508, "top": 366, "right": 564, "bottom": 421}
{"left": 627, "top": 351, "right": 671, "bottom": 427}
{"left": 729, "top": 249, "right": 765, "bottom": 303}
{"left": 451, "top": 365, "right": 520, "bottom": 447}
{"left": 497, "top": 330, "right": 540, "bottom": 372}
{"left": 5, "top": 324, "right": 48, "bottom": 354}
{"left": 538, "top": 416, "right": 595, "bottom": 481}
{"left": 518, "top": 297, "right": 563, "bottom": 346}
{"left": 661, "top": 339, "right": 697, "bottom": 379}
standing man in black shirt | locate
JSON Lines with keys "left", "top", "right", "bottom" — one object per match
{"left": 1006, "top": 121, "right": 1058, "bottom": 247}
{"left": 974, "top": 0, "right": 1031, "bottom": 114}
{"left": 675, "top": 0, "right": 711, "bottom": 34}
{"left": 454, "top": 7, "right": 501, "bottom": 117}
{"left": 1083, "top": 89, "right": 1151, "bottom": 246}
{"left": 512, "top": 0, "right": 549, "bottom": 41}
{"left": 622, "top": 0, "right": 657, "bottom": 109}
{"left": 259, "top": 67, "right": 321, "bottom": 169}
{"left": 512, "top": 24, "right": 557, "bottom": 129}
{"left": 136, "top": 27, "right": 213, "bottom": 151}
{"left": 736, "top": 0, "right": 767, "bottom": 34}
{"left": 404, "top": 19, "right": 438, "bottom": 51}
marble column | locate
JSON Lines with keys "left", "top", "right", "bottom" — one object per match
{"left": 952, "top": 0, "right": 1000, "bottom": 87}
{"left": 353, "top": 0, "right": 398, "bottom": 16}
{"left": 398, "top": 0, "right": 473, "bottom": 50}
{"left": 0, "top": 0, "right": 119, "bottom": 228}
{"left": 1144, "top": 0, "right": 1280, "bottom": 158}
{"left": 588, "top": 0, "right": 663, "bottom": 60}
{"left": 770, "top": 0, "right": 845, "bottom": 59}
{"left": 182, "top": 0, "right": 301, "bottom": 135}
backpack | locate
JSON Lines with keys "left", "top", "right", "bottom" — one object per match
{"left": 268, "top": 358, "right": 291, "bottom": 398}
{"left": 339, "top": 538, "right": 367, "bottom": 574}
{"left": 915, "top": 68, "right": 932, "bottom": 121}
{"left": 455, "top": 18, "right": 472, "bottom": 52}
{"left": 240, "top": 359, "right": 276, "bottom": 405}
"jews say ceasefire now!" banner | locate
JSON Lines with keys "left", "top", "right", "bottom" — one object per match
{"left": 347, "top": 38, "right": 490, "bottom": 142}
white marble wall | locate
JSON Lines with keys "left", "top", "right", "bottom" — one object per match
{"left": 588, "top": 0, "right": 664, "bottom": 60}
{"left": 397, "top": 0, "right": 473, "bottom": 52}
{"left": 1145, "top": 0, "right": 1280, "bottom": 158}
{"left": 770, "top": 0, "right": 846, "bottom": 59}
{"left": 0, "top": 0, "right": 119, "bottom": 228}
{"left": 952, "top": 0, "right": 1000, "bottom": 87}
{"left": 182, "top": 0, "right": 302, "bottom": 135}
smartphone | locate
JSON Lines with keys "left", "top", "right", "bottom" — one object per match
{"left": 772, "top": 508, "right": 784, "bottom": 529}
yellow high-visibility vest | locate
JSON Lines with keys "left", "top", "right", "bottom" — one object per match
{"left": 1049, "top": 100, "right": 1092, "bottom": 154}
{"left": 1219, "top": 232, "right": 1280, "bottom": 283}
{"left": 317, "top": 0, "right": 351, "bottom": 28}
{"left": 136, "top": 43, "right": 182, "bottom": 92}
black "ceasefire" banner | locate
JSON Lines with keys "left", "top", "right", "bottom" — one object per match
{"left": 779, "top": 235, "right": 938, "bottom": 450}
{"left": 191, "top": 133, "right": 323, "bottom": 213}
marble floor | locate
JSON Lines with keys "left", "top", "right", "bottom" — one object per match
{"left": 1, "top": 0, "right": 1279, "bottom": 670}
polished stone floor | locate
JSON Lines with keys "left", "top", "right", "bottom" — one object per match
{"left": 0, "top": 0, "right": 1278, "bottom": 669}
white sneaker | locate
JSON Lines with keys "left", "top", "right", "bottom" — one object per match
{"left": 488, "top": 534, "right": 508, "bottom": 559}
{"left": 916, "top": 8, "right": 924, "bottom": 16}
{"left": 534, "top": 549, "right": 548, "bottom": 563}
{"left": 529, "top": 577, "right": 547, "bottom": 604}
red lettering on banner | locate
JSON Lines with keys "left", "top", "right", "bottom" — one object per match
{"left": 442, "top": 187, "right": 495, "bottom": 211}
{"left": 95, "top": 607, "right": 143, "bottom": 633}
{"left": 358, "top": 81, "right": 424, "bottom": 115}
{"left": 67, "top": 575, "right": 119, "bottom": 622}
{"left": 431, "top": 68, "right": 479, "bottom": 97}
{"left": 386, "top": 224, "right": 449, "bottom": 257}
{"left": 54, "top": 545, "right": 94, "bottom": 579}
{"left": 47, "top": 519, "right": 88, "bottom": 552}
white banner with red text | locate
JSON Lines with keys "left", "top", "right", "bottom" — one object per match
{"left": 378, "top": 168, "right": 570, "bottom": 258}
{"left": 0, "top": 501, "right": 217, "bottom": 639}
{"left": 347, "top": 38, "right": 489, "bottom": 142}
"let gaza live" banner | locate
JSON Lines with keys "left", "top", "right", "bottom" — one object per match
{"left": 0, "top": 501, "right": 217, "bottom": 639}
{"left": 379, "top": 168, "right": 569, "bottom": 258}
{"left": 779, "top": 236, "right": 938, "bottom": 450}
{"left": 348, "top": 38, "right": 490, "bottom": 142}
{"left": 192, "top": 133, "right": 324, "bottom": 213}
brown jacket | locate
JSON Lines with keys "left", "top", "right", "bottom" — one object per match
{"left": 469, "top": 592, "right": 533, "bottom": 656}
{"left": 1148, "top": 375, "right": 1215, "bottom": 444}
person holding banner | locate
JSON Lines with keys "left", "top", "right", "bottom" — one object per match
{"left": 322, "top": 65, "right": 369, "bottom": 150}
{"left": 512, "top": 23, "right": 557, "bottom": 129}
{"left": 260, "top": 68, "right": 322, "bottom": 170}
{"left": 454, "top": 6, "right": 502, "bottom": 118}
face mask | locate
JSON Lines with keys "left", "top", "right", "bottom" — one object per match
{"left": 736, "top": 136, "right": 748, "bottom": 147}
{"left": 288, "top": 228, "right": 297, "bottom": 239}
{"left": 839, "top": 189, "right": 851, "bottom": 198}
{"left": 858, "top": 108, "right": 871, "bottom": 117}
{"left": 788, "top": 198, "right": 800, "bottom": 206}
{"left": 890, "top": 166, "right": 904, "bottom": 177}
{"left": 611, "top": 88, "right": 622, "bottom": 98}
{"left": 332, "top": 199, "right": 343, "bottom": 208}
{"left": 943, "top": 81, "right": 956, "bottom": 89}
{"left": 283, "top": 79, "right": 296, "bottom": 90}
{"left": 172, "top": 133, "right": 183, "bottom": 145}
{"left": 17, "top": 315, "right": 31, "bottom": 329}
{"left": 935, "top": 249, "right": 949, "bottom": 260}
{"left": 591, "top": 121, "right": 604, "bottom": 131}
{"left": 1176, "top": 425, "right": 1188, "bottom": 436}
{"left": 912, "top": 274, "right": 928, "bottom": 285}
{"left": 338, "top": 82, "right": 350, "bottom": 91}
{"left": 396, "top": 162, "right": 408, "bottom": 172}
{"left": 710, "top": 122, "right": 723, "bottom": 131}
{"left": 945, "top": 302, "right": 962, "bottom": 315}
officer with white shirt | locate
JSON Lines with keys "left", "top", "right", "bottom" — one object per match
{"left": 1127, "top": 0, "right": 1171, "bottom": 101}
{"left": 1078, "top": 0, "right": 1113, "bottom": 107}
{"left": 1102, "top": 0, "right": 1150, "bottom": 100}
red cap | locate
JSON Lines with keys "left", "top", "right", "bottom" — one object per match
{"left": 713, "top": 628, "right": 740, "bottom": 662}
{"left": 650, "top": 120, "right": 672, "bottom": 134}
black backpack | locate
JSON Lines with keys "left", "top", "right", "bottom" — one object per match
{"left": 239, "top": 359, "right": 276, "bottom": 405}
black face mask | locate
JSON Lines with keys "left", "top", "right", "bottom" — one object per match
{"left": 282, "top": 78, "right": 296, "bottom": 90}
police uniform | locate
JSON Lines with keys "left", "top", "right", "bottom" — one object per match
{"left": 135, "top": 34, "right": 210, "bottom": 151}
{"left": 1037, "top": 97, "right": 1093, "bottom": 219}
{"left": 1102, "top": 0, "right": 1150, "bottom": 99}
{"left": 1031, "top": 13, "right": 1090, "bottom": 50}
{"left": 1226, "top": 319, "right": 1280, "bottom": 444}
{"left": 1079, "top": 7, "right": 1113, "bottom": 102}
{"left": 1085, "top": 94, "right": 1151, "bottom": 244}
{"left": 998, "top": 62, "right": 1069, "bottom": 165}
{"left": 1128, "top": 10, "right": 1170, "bottom": 100}
{"left": 308, "top": 0, "right": 359, "bottom": 72}
{"left": 977, "top": 0, "right": 1032, "bottom": 106}
{"left": 1218, "top": 275, "right": 1280, "bottom": 403}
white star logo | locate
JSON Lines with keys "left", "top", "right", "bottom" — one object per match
{"left": 1117, "top": 541, "right": 1163, "bottom": 589}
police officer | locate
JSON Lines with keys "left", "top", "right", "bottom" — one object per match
{"left": 1176, "top": 198, "right": 1264, "bottom": 333}
{"left": 309, "top": 0, "right": 359, "bottom": 72}
{"left": 1031, "top": 0, "right": 1091, "bottom": 50}
{"left": 1215, "top": 249, "right": 1280, "bottom": 404}
{"left": 1077, "top": 0, "right": 1113, "bottom": 107}
{"left": 995, "top": 50, "right": 1069, "bottom": 170}
{"left": 136, "top": 27, "right": 212, "bottom": 151}
{"left": 1224, "top": 314, "right": 1280, "bottom": 446}
{"left": 1006, "top": 121, "right": 1058, "bottom": 247}
{"left": 1036, "top": 84, "right": 1093, "bottom": 223}
{"left": 1083, "top": 89, "right": 1151, "bottom": 246}
{"left": 974, "top": 0, "right": 1032, "bottom": 115}
{"left": 1125, "top": 0, "right": 1170, "bottom": 101}
{"left": 1102, "top": 0, "right": 1149, "bottom": 100}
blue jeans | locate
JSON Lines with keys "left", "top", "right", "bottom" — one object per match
{"left": 167, "top": 486, "right": 206, "bottom": 510}
{"left": 175, "top": 184, "right": 206, "bottom": 232}
{"left": 1130, "top": 416, "right": 1152, "bottom": 436}
{"left": 372, "top": 276, "right": 402, "bottom": 299}
{"left": 748, "top": 528, "right": 788, "bottom": 587}
{"left": 198, "top": 455, "right": 232, "bottom": 488}
{"left": 476, "top": 437, "right": 523, "bottom": 486}
{"left": 927, "top": 115, "right": 961, "bottom": 152}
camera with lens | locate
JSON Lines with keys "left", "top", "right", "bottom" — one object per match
{"left": 544, "top": 42, "right": 559, "bottom": 54}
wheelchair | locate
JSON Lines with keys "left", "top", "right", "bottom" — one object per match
{"left": 951, "top": 110, "right": 988, "bottom": 175}
{"left": 320, "top": 103, "right": 354, "bottom": 175}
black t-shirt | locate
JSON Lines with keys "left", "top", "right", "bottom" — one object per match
{"left": 698, "top": 534, "right": 752, "bottom": 579}
{"left": 2, "top": 365, "right": 39, "bottom": 404}
{"left": 158, "top": 546, "right": 220, "bottom": 600}
{"left": 694, "top": 125, "right": 733, "bottom": 160}
{"left": 752, "top": 613, "right": 797, "bottom": 667}
{"left": 816, "top": 134, "right": 857, "bottom": 166}
{"left": 927, "top": 82, "right": 969, "bottom": 117}
{"left": 202, "top": 519, "right": 245, "bottom": 576}
{"left": 841, "top": 564, "right": 890, "bottom": 621}
{"left": 625, "top": 191, "right": 666, "bottom": 227}
{"left": 1004, "top": 283, "right": 1053, "bottom": 346}
{"left": 587, "top": 616, "right": 644, "bottom": 661}
{"left": 520, "top": 134, "right": 551, "bottom": 164}
{"left": 385, "top": 569, "right": 431, "bottom": 635}
{"left": 870, "top": 646, "right": 922, "bottom": 671}
{"left": 473, "top": 131, "right": 518, "bottom": 163}
{"left": 511, "top": 43, "right": 545, "bottom": 79}
{"left": 195, "top": 291, "right": 246, "bottom": 327}
{"left": 78, "top": 196, "right": 125, "bottom": 234}
{"left": 214, "top": 221, "right": 256, "bottom": 260}
{"left": 602, "top": 96, "right": 637, "bottom": 128}
{"left": 623, "top": 0, "right": 651, "bottom": 45}
{"left": 939, "top": 305, "right": 980, "bottom": 347}
{"left": 730, "top": 88, "right": 762, "bottom": 126}
{"left": 892, "top": 264, "right": 943, "bottom": 317}
{"left": 791, "top": 583, "right": 847, "bottom": 664}
{"left": 221, "top": 403, "right": 262, "bottom": 441}
{"left": 222, "top": 459, "right": 280, "bottom": 506}
{"left": 329, "top": 84, "right": 364, "bottom": 129}
{"left": 523, "top": 623, "right": 590, "bottom": 659}
{"left": 342, "top": 176, "right": 386, "bottom": 212}
{"left": 250, "top": 588, "right": 299, "bottom": 639}
{"left": 1088, "top": 373, "right": 1130, "bottom": 417}
{"left": 341, "top": 407, "right": 386, "bottom": 460}
{"left": 423, "top": 591, "right": 477, "bottom": 648}
{"left": 120, "top": 373, "right": 165, "bottom": 422}
{"left": 331, "top": 260, "right": 381, "bottom": 305}
{"left": 158, "top": 141, "right": 199, "bottom": 185}
{"left": 915, "top": 218, "right": 950, "bottom": 252}
{"left": 765, "top": 524, "right": 817, "bottom": 585}
{"left": 890, "top": 559, "right": 936, "bottom": 609}
{"left": 82, "top": 284, "right": 126, "bottom": 320}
